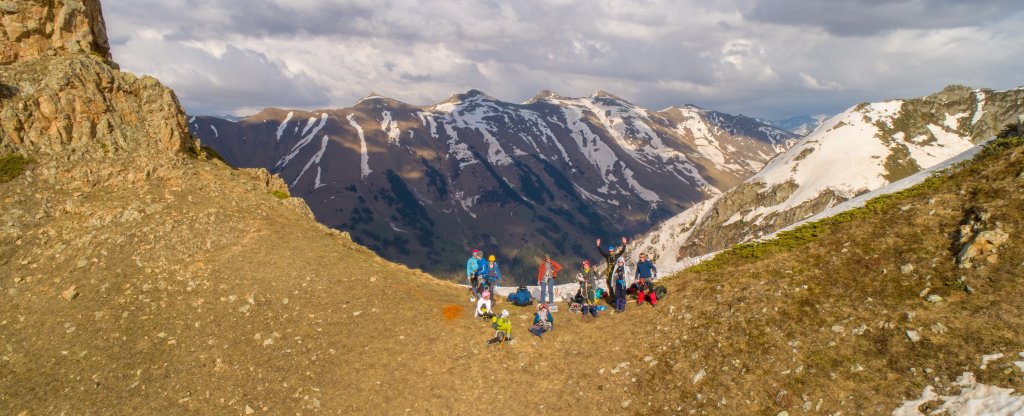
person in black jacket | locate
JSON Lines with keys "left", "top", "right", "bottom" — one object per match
{"left": 596, "top": 236, "right": 627, "bottom": 299}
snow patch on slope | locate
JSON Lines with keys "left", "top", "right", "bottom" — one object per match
{"left": 291, "top": 134, "right": 329, "bottom": 187}
{"left": 380, "top": 110, "right": 401, "bottom": 144}
{"left": 275, "top": 111, "right": 294, "bottom": 142}
{"left": 749, "top": 101, "right": 903, "bottom": 216}
{"left": 347, "top": 114, "right": 372, "bottom": 179}
{"left": 893, "top": 371, "right": 1024, "bottom": 416}
{"left": 767, "top": 139, "right": 988, "bottom": 240}
{"left": 971, "top": 89, "right": 987, "bottom": 125}
{"left": 277, "top": 113, "right": 328, "bottom": 168}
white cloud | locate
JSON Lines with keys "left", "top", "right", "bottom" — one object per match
{"left": 102, "top": 0, "right": 1024, "bottom": 118}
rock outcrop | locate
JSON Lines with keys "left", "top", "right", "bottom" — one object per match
{"left": 1, "top": 54, "right": 193, "bottom": 156}
{"left": 0, "top": 0, "right": 111, "bottom": 64}
{"left": 955, "top": 210, "right": 1010, "bottom": 268}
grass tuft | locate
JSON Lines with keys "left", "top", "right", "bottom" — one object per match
{"left": 271, "top": 189, "right": 290, "bottom": 200}
{"left": 0, "top": 154, "right": 32, "bottom": 183}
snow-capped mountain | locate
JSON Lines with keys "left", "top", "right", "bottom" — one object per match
{"left": 633, "top": 85, "right": 1024, "bottom": 274}
{"left": 764, "top": 114, "right": 831, "bottom": 136}
{"left": 189, "top": 90, "right": 798, "bottom": 282}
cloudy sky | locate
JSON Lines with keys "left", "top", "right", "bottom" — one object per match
{"left": 104, "top": 0, "right": 1024, "bottom": 119}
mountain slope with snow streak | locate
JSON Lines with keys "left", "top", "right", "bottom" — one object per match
{"left": 632, "top": 85, "right": 1024, "bottom": 273}
{"left": 189, "top": 90, "right": 797, "bottom": 282}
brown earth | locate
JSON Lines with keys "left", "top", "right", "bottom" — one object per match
{"left": 0, "top": 152, "right": 669, "bottom": 415}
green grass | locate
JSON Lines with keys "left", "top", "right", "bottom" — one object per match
{"left": 0, "top": 154, "right": 32, "bottom": 183}
{"left": 689, "top": 136, "right": 1022, "bottom": 273}
{"left": 271, "top": 189, "right": 290, "bottom": 200}
{"left": 185, "top": 142, "right": 229, "bottom": 166}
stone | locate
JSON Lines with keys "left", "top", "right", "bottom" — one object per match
{"left": 958, "top": 228, "right": 1009, "bottom": 268}
{"left": 906, "top": 330, "right": 922, "bottom": 343}
{"left": 931, "top": 323, "right": 948, "bottom": 334}
{"left": 900, "top": 263, "right": 914, "bottom": 274}
{"left": 926, "top": 294, "right": 943, "bottom": 303}
{"left": 61, "top": 285, "right": 78, "bottom": 300}
{"left": 831, "top": 325, "right": 844, "bottom": 333}
{"left": 245, "top": 404, "right": 255, "bottom": 414}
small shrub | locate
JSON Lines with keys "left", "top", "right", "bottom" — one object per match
{"left": 271, "top": 190, "right": 289, "bottom": 200}
{"left": 0, "top": 154, "right": 32, "bottom": 183}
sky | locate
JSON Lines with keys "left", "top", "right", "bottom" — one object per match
{"left": 103, "top": 0, "right": 1024, "bottom": 120}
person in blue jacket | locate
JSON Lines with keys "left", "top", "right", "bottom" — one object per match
{"left": 466, "top": 249, "right": 483, "bottom": 301}
{"left": 634, "top": 252, "right": 658, "bottom": 306}
{"left": 529, "top": 303, "right": 554, "bottom": 337}
{"left": 481, "top": 254, "right": 501, "bottom": 293}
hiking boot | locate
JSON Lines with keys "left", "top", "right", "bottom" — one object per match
{"left": 637, "top": 293, "right": 645, "bottom": 305}
{"left": 650, "top": 292, "right": 657, "bottom": 306}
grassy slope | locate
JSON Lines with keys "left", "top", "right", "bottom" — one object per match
{"left": 0, "top": 154, "right": 665, "bottom": 414}
{"left": 634, "top": 137, "right": 1024, "bottom": 414}
{"left": 1, "top": 137, "right": 1021, "bottom": 415}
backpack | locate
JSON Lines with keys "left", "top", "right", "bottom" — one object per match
{"left": 653, "top": 285, "right": 668, "bottom": 299}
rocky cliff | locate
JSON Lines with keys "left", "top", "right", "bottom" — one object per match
{"left": 0, "top": 0, "right": 111, "bottom": 64}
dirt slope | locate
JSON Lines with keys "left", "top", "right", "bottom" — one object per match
{"left": 0, "top": 152, "right": 674, "bottom": 414}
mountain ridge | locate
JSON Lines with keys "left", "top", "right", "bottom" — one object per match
{"left": 633, "top": 84, "right": 1024, "bottom": 274}
{"left": 189, "top": 88, "right": 800, "bottom": 282}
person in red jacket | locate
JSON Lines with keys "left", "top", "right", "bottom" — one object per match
{"left": 536, "top": 254, "right": 562, "bottom": 305}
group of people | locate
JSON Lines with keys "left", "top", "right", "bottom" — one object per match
{"left": 466, "top": 237, "right": 660, "bottom": 346}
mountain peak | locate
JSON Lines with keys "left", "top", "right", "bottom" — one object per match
{"left": 591, "top": 90, "right": 621, "bottom": 100}
{"left": 457, "top": 89, "right": 493, "bottom": 101}
{"left": 526, "top": 90, "right": 564, "bottom": 103}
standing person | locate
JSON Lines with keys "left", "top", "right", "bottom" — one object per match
{"left": 576, "top": 260, "right": 600, "bottom": 318}
{"left": 635, "top": 252, "right": 658, "bottom": 306}
{"left": 536, "top": 254, "right": 562, "bottom": 305}
{"left": 482, "top": 255, "right": 501, "bottom": 295}
{"left": 466, "top": 249, "right": 483, "bottom": 301}
{"left": 596, "top": 237, "right": 628, "bottom": 299}
{"left": 612, "top": 257, "right": 629, "bottom": 312}
{"left": 528, "top": 303, "right": 554, "bottom": 337}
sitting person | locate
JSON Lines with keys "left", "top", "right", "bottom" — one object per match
{"left": 488, "top": 310, "right": 513, "bottom": 345}
{"left": 528, "top": 303, "right": 554, "bottom": 337}
{"left": 506, "top": 285, "right": 533, "bottom": 306}
{"left": 475, "top": 289, "right": 493, "bottom": 318}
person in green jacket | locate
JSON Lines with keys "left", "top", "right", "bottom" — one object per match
{"left": 488, "top": 310, "right": 513, "bottom": 345}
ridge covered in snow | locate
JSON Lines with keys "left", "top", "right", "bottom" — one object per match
{"left": 632, "top": 85, "right": 1024, "bottom": 274}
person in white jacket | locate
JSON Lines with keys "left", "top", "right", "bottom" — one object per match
{"left": 475, "top": 289, "right": 493, "bottom": 318}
